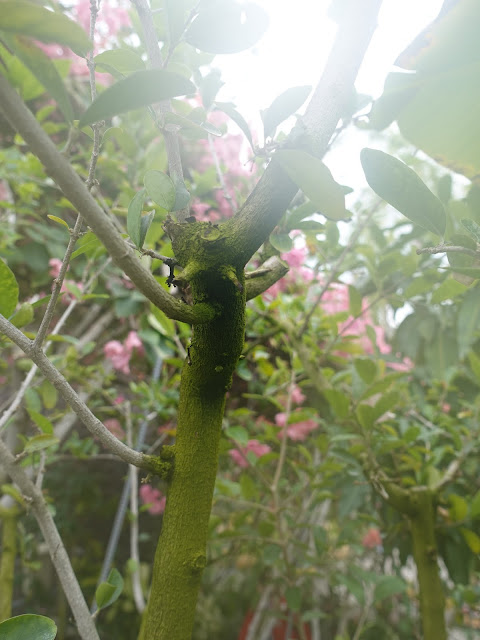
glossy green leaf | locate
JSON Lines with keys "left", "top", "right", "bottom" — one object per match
{"left": 275, "top": 150, "right": 348, "bottom": 221}
{"left": 27, "top": 410, "right": 54, "bottom": 435}
{"left": 0, "top": 259, "right": 19, "bottom": 318}
{"left": 1, "top": 485, "right": 26, "bottom": 508}
{"left": 360, "top": 148, "right": 446, "bottom": 236}
{"left": 449, "top": 494, "right": 469, "bottom": 522}
{"left": 354, "top": 358, "right": 377, "bottom": 384}
{"left": 214, "top": 101, "right": 253, "bottom": 149}
{"left": 127, "top": 189, "right": 146, "bottom": 249}
{"left": 431, "top": 278, "right": 467, "bottom": 304}
{"left": 471, "top": 490, "right": 480, "bottom": 519}
{"left": 263, "top": 85, "right": 311, "bottom": 138}
{"left": 144, "top": 171, "right": 176, "bottom": 212}
{"left": 225, "top": 425, "right": 249, "bottom": 446}
{"left": 460, "top": 528, "right": 480, "bottom": 554}
{"left": 95, "top": 568, "right": 124, "bottom": 610}
{"left": 185, "top": 2, "right": 269, "bottom": 54}
{"left": 10, "top": 303, "right": 34, "bottom": 328}
{"left": 94, "top": 49, "right": 145, "bottom": 76}
{"left": 23, "top": 434, "right": 59, "bottom": 453}
{"left": 148, "top": 305, "right": 175, "bottom": 338}
{"left": 139, "top": 210, "right": 155, "bottom": 249}
{"left": 47, "top": 215, "right": 70, "bottom": 229}
{"left": 461, "top": 218, "right": 480, "bottom": 243}
{"left": 457, "top": 286, "right": 480, "bottom": 358}
{"left": 373, "top": 576, "right": 406, "bottom": 603}
{"left": 269, "top": 232, "right": 293, "bottom": 253}
{"left": 0, "top": 1, "right": 91, "bottom": 57}
{"left": 172, "top": 177, "right": 191, "bottom": 211}
{"left": 78, "top": 70, "right": 195, "bottom": 127}
{"left": 4, "top": 34, "right": 73, "bottom": 122}
{"left": 0, "top": 614, "right": 56, "bottom": 640}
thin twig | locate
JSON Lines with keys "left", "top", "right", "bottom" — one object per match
{"left": 417, "top": 244, "right": 480, "bottom": 257}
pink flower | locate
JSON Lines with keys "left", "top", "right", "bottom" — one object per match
{"left": 275, "top": 412, "right": 318, "bottom": 441}
{"left": 229, "top": 439, "right": 272, "bottom": 468}
{"left": 104, "top": 331, "right": 143, "bottom": 375}
{"left": 139, "top": 484, "right": 166, "bottom": 515}
{"left": 281, "top": 247, "right": 307, "bottom": 269}
{"left": 104, "top": 418, "right": 125, "bottom": 440}
{"left": 362, "top": 528, "right": 382, "bottom": 549}
{"left": 291, "top": 385, "right": 306, "bottom": 405}
{"left": 49, "top": 258, "right": 63, "bottom": 278}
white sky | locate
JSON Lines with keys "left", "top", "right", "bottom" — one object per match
{"left": 217, "top": 0, "right": 443, "bottom": 122}
{"left": 215, "top": 0, "right": 444, "bottom": 193}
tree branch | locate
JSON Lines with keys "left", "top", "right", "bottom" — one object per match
{"left": 0, "top": 438, "right": 100, "bottom": 640}
{"left": 224, "top": 0, "right": 383, "bottom": 266}
{"left": 417, "top": 244, "right": 480, "bottom": 258}
{"left": 0, "top": 315, "right": 161, "bottom": 474}
{"left": 0, "top": 74, "right": 213, "bottom": 324}
{"left": 245, "top": 256, "right": 289, "bottom": 300}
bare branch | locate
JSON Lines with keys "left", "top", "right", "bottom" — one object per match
{"left": 0, "top": 315, "right": 161, "bottom": 474}
{"left": 245, "top": 256, "right": 289, "bottom": 300}
{"left": 417, "top": 244, "right": 480, "bottom": 258}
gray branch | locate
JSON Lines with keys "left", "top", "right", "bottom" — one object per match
{"left": 245, "top": 256, "right": 289, "bottom": 300}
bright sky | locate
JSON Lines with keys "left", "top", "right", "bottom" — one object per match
{"left": 217, "top": 0, "right": 443, "bottom": 121}
{"left": 215, "top": 0, "right": 444, "bottom": 192}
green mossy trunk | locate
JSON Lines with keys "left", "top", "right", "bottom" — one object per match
{"left": 0, "top": 506, "right": 18, "bottom": 621}
{"left": 142, "top": 221, "right": 246, "bottom": 640}
{"left": 409, "top": 489, "right": 446, "bottom": 640}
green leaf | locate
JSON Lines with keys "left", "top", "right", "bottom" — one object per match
{"left": 449, "top": 494, "right": 468, "bottom": 522}
{"left": 144, "top": 171, "right": 176, "bottom": 211}
{"left": 94, "top": 49, "right": 145, "bottom": 76}
{"left": 269, "top": 232, "right": 293, "bottom": 253}
{"left": 431, "top": 278, "right": 467, "bottom": 303}
{"left": 356, "top": 403, "right": 375, "bottom": 430}
{"left": 166, "top": 0, "right": 188, "bottom": 45}
{"left": 78, "top": 70, "right": 195, "bottom": 127}
{"left": 1, "top": 485, "right": 26, "bottom": 508}
{"left": 460, "top": 528, "right": 480, "bottom": 554}
{"left": 373, "top": 576, "right": 406, "bottom": 603}
{"left": 127, "top": 189, "right": 146, "bottom": 248}
{"left": 471, "top": 490, "right": 480, "bottom": 519}
{"left": 323, "top": 389, "right": 350, "bottom": 419}
{"left": 149, "top": 305, "right": 175, "bottom": 338}
{"left": 275, "top": 149, "right": 349, "bottom": 221}
{"left": 163, "top": 112, "right": 222, "bottom": 139}
{"left": 447, "top": 233, "right": 477, "bottom": 270}
{"left": 139, "top": 211, "right": 155, "bottom": 249}
{"left": 4, "top": 34, "right": 73, "bottom": 122}
{"left": 185, "top": 2, "right": 269, "bottom": 54}
{"left": 285, "top": 586, "right": 302, "bottom": 612}
{"left": 214, "top": 101, "right": 254, "bottom": 149}
{"left": 27, "top": 410, "right": 54, "bottom": 435}
{"left": 10, "top": 303, "right": 34, "bottom": 328}
{"left": 23, "top": 434, "right": 59, "bottom": 453}
{"left": 457, "top": 286, "right": 480, "bottom": 358}
{"left": 0, "top": 1, "right": 91, "bottom": 57}
{"left": 348, "top": 285, "right": 362, "bottom": 317}
{"left": 360, "top": 148, "right": 446, "bottom": 236}
{"left": 225, "top": 425, "right": 249, "bottom": 446}
{"left": 263, "top": 85, "right": 311, "bottom": 138}
{"left": 0, "top": 259, "right": 19, "bottom": 318}
{"left": 354, "top": 358, "right": 377, "bottom": 384}
{"left": 0, "top": 614, "right": 57, "bottom": 640}
{"left": 95, "top": 568, "right": 124, "bottom": 610}
{"left": 47, "top": 214, "right": 70, "bottom": 229}
{"left": 171, "top": 177, "right": 191, "bottom": 211}
{"left": 461, "top": 218, "right": 480, "bottom": 243}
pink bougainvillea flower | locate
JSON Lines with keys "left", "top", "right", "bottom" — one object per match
{"left": 274, "top": 412, "right": 318, "bottom": 441}
{"left": 48, "top": 258, "right": 63, "bottom": 278}
{"left": 362, "top": 527, "right": 382, "bottom": 549}
{"left": 291, "top": 385, "right": 306, "bottom": 405}
{"left": 229, "top": 439, "right": 272, "bottom": 468}
{"left": 139, "top": 484, "right": 166, "bottom": 515}
{"left": 104, "top": 331, "right": 143, "bottom": 375}
{"left": 104, "top": 418, "right": 125, "bottom": 440}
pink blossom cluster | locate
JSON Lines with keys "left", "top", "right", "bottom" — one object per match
{"left": 104, "top": 331, "right": 143, "bottom": 375}
{"left": 139, "top": 484, "right": 166, "bottom": 515}
{"left": 229, "top": 439, "right": 272, "bottom": 468}
{"left": 49, "top": 258, "right": 84, "bottom": 302}
{"left": 39, "top": 0, "right": 130, "bottom": 76}
{"left": 263, "top": 246, "right": 315, "bottom": 299}
{"left": 362, "top": 527, "right": 382, "bottom": 549}
{"left": 274, "top": 411, "right": 318, "bottom": 441}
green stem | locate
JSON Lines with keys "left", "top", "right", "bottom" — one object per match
{"left": 0, "top": 505, "right": 19, "bottom": 621}
{"left": 409, "top": 489, "right": 446, "bottom": 640}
